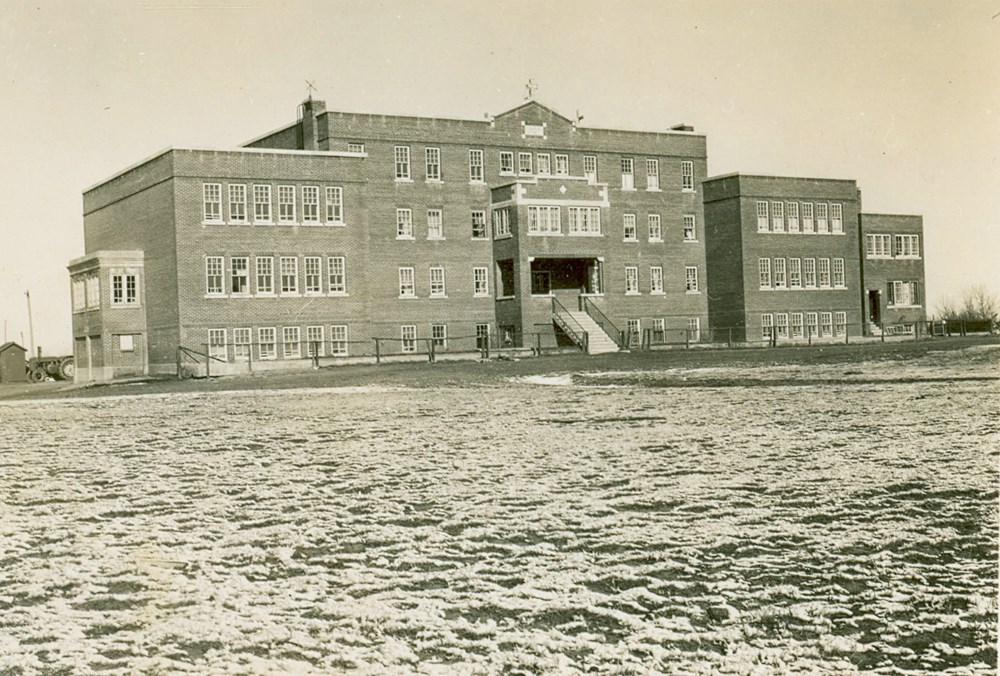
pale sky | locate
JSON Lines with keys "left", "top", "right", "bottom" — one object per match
{"left": 1, "top": 0, "right": 997, "bottom": 354}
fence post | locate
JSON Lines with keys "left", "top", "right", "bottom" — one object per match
{"left": 845, "top": 324, "right": 849, "bottom": 345}
{"left": 685, "top": 329, "right": 690, "bottom": 349}
{"left": 312, "top": 342, "right": 320, "bottom": 369}
{"left": 176, "top": 347, "right": 182, "bottom": 379}
{"left": 880, "top": 322, "right": 885, "bottom": 342}
{"left": 204, "top": 343, "right": 210, "bottom": 378}
{"left": 915, "top": 322, "right": 920, "bottom": 341}
{"left": 808, "top": 326, "right": 812, "bottom": 347}
{"left": 374, "top": 338, "right": 381, "bottom": 364}
{"left": 961, "top": 320, "right": 967, "bottom": 337}
{"left": 428, "top": 339, "right": 435, "bottom": 363}
{"left": 728, "top": 327, "right": 732, "bottom": 349}
{"left": 536, "top": 332, "right": 541, "bottom": 355}
{"left": 248, "top": 340, "right": 253, "bottom": 372}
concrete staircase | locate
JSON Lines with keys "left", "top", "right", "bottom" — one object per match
{"left": 563, "top": 310, "right": 621, "bottom": 354}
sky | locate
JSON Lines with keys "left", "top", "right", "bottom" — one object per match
{"left": 1, "top": 0, "right": 997, "bottom": 354}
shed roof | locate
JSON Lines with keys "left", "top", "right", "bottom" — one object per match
{"left": 0, "top": 342, "right": 26, "bottom": 354}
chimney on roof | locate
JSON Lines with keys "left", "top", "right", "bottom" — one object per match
{"left": 298, "top": 98, "right": 327, "bottom": 150}
{"left": 671, "top": 123, "right": 694, "bottom": 132}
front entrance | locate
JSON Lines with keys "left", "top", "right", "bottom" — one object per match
{"left": 529, "top": 258, "right": 603, "bottom": 297}
{"left": 868, "top": 289, "right": 881, "bottom": 324}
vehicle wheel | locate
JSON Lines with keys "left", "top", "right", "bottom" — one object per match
{"left": 59, "top": 358, "right": 75, "bottom": 380}
{"left": 28, "top": 368, "right": 47, "bottom": 383}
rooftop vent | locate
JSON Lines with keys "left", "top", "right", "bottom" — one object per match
{"left": 671, "top": 123, "right": 694, "bottom": 132}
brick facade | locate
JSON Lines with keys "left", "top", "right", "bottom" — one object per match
{"left": 859, "top": 213, "right": 926, "bottom": 331}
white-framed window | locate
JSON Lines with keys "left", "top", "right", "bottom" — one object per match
{"left": 804, "top": 258, "right": 816, "bottom": 288}
{"left": 567, "top": 207, "right": 601, "bottom": 235}
{"left": 833, "top": 258, "right": 846, "bottom": 288}
{"left": 627, "top": 319, "right": 640, "bottom": 345}
{"left": 806, "top": 312, "right": 819, "bottom": 338}
{"left": 681, "top": 161, "right": 694, "bottom": 191}
{"left": 625, "top": 266, "right": 639, "bottom": 295}
{"left": 471, "top": 210, "right": 488, "bottom": 239}
{"left": 518, "top": 152, "right": 533, "bottom": 175}
{"left": 401, "top": 325, "right": 417, "bottom": 353}
{"left": 280, "top": 256, "right": 298, "bottom": 294}
{"left": 258, "top": 327, "right": 276, "bottom": 360}
{"left": 348, "top": 142, "right": 365, "bottom": 154}
{"left": 208, "top": 328, "right": 228, "bottom": 361}
{"left": 253, "top": 184, "right": 272, "bottom": 223}
{"left": 493, "top": 208, "right": 511, "bottom": 237}
{"left": 774, "top": 257, "right": 787, "bottom": 288}
{"left": 527, "top": 205, "right": 561, "bottom": 234}
{"left": 302, "top": 186, "right": 320, "bottom": 223}
{"left": 831, "top": 203, "right": 843, "bottom": 233}
{"left": 685, "top": 266, "right": 699, "bottom": 293}
{"left": 228, "top": 184, "right": 247, "bottom": 223}
{"left": 282, "top": 326, "right": 301, "bottom": 359}
{"left": 834, "top": 311, "right": 847, "bottom": 336}
{"left": 683, "top": 214, "right": 696, "bottom": 241}
{"left": 583, "top": 155, "right": 597, "bottom": 182}
{"left": 427, "top": 209, "right": 444, "bottom": 239}
{"left": 895, "top": 235, "right": 920, "bottom": 258}
{"left": 231, "top": 256, "right": 250, "bottom": 295}
{"left": 620, "top": 157, "right": 635, "bottom": 190}
{"left": 426, "top": 147, "right": 441, "bottom": 181}
{"left": 326, "top": 186, "right": 343, "bottom": 224}
{"left": 278, "top": 185, "right": 296, "bottom": 224}
{"left": 396, "top": 208, "right": 413, "bottom": 239}
{"left": 761, "top": 313, "right": 774, "bottom": 341}
{"left": 623, "top": 213, "right": 637, "bottom": 241}
{"left": 394, "top": 146, "right": 411, "bottom": 180}
{"left": 818, "top": 258, "right": 831, "bottom": 288}
{"left": 476, "top": 323, "right": 490, "bottom": 350}
{"left": 789, "top": 257, "right": 802, "bottom": 288}
{"left": 687, "top": 317, "right": 701, "bottom": 342}
{"left": 72, "top": 278, "right": 85, "bottom": 311}
{"left": 759, "top": 258, "right": 772, "bottom": 288}
{"left": 757, "top": 201, "right": 769, "bottom": 232}
{"left": 890, "top": 281, "right": 920, "bottom": 307}
{"left": 399, "top": 267, "right": 416, "bottom": 297}
{"left": 205, "top": 256, "right": 225, "bottom": 296}
{"left": 499, "top": 151, "right": 514, "bottom": 175}
{"left": 866, "top": 234, "right": 892, "bottom": 258}
{"left": 536, "top": 153, "right": 551, "bottom": 175}
{"left": 816, "top": 203, "right": 829, "bottom": 233}
{"left": 771, "top": 201, "right": 785, "bottom": 232}
{"left": 203, "top": 183, "right": 223, "bottom": 223}
{"left": 820, "top": 312, "right": 833, "bottom": 337}
{"left": 649, "top": 214, "right": 662, "bottom": 241}
{"left": 304, "top": 256, "right": 322, "bottom": 294}
{"left": 431, "top": 324, "right": 447, "bottom": 349}
{"left": 328, "top": 256, "right": 346, "bottom": 294}
{"left": 801, "top": 202, "right": 814, "bottom": 233}
{"left": 469, "top": 149, "right": 485, "bottom": 182}
{"left": 650, "top": 266, "right": 664, "bottom": 294}
{"left": 429, "top": 266, "right": 446, "bottom": 297}
{"left": 330, "top": 325, "right": 349, "bottom": 356}
{"left": 86, "top": 275, "right": 100, "bottom": 308}
{"left": 787, "top": 202, "right": 799, "bottom": 233}
{"left": 555, "top": 154, "right": 569, "bottom": 176}
{"left": 473, "top": 266, "right": 489, "bottom": 297}
{"left": 790, "top": 312, "right": 804, "bottom": 339}
{"left": 306, "top": 325, "right": 325, "bottom": 357}
{"left": 652, "top": 318, "right": 665, "bottom": 343}
{"left": 776, "top": 313, "right": 789, "bottom": 339}
{"left": 256, "top": 256, "right": 273, "bottom": 294}
{"left": 233, "top": 327, "right": 251, "bottom": 360}
{"left": 646, "top": 159, "right": 660, "bottom": 190}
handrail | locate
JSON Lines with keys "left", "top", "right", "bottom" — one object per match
{"left": 551, "top": 297, "right": 589, "bottom": 352}
{"left": 580, "top": 296, "right": 626, "bottom": 348}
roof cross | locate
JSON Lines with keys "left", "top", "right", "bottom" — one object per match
{"left": 524, "top": 78, "right": 538, "bottom": 100}
{"left": 305, "top": 80, "right": 317, "bottom": 99}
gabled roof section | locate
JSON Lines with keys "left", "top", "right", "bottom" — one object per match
{"left": 494, "top": 100, "right": 574, "bottom": 125}
{"left": 0, "top": 342, "right": 26, "bottom": 354}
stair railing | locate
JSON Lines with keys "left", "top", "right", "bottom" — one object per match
{"left": 579, "top": 296, "right": 626, "bottom": 349}
{"left": 551, "top": 296, "right": 589, "bottom": 353}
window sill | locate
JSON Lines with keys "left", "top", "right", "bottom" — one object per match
{"left": 625, "top": 292, "right": 641, "bottom": 296}
{"left": 473, "top": 293, "right": 490, "bottom": 299}
{"left": 646, "top": 187, "right": 661, "bottom": 193}
{"left": 396, "top": 236, "right": 416, "bottom": 241}
{"left": 471, "top": 236, "right": 489, "bottom": 241}
{"left": 685, "top": 291, "right": 701, "bottom": 295}
{"left": 228, "top": 220, "right": 249, "bottom": 226}
{"left": 329, "top": 292, "right": 349, "bottom": 297}
{"left": 623, "top": 238, "right": 638, "bottom": 243}
{"left": 277, "top": 221, "right": 299, "bottom": 227}
{"left": 494, "top": 234, "right": 513, "bottom": 240}
{"left": 202, "top": 220, "right": 226, "bottom": 226}
{"left": 427, "top": 236, "right": 446, "bottom": 241}
{"left": 109, "top": 303, "right": 140, "bottom": 308}
{"left": 649, "top": 238, "right": 663, "bottom": 243}
{"left": 682, "top": 188, "right": 696, "bottom": 194}
{"left": 204, "top": 293, "right": 227, "bottom": 299}
{"left": 430, "top": 295, "right": 448, "bottom": 299}
{"left": 253, "top": 220, "right": 274, "bottom": 226}
{"left": 650, "top": 291, "right": 665, "bottom": 296}
{"left": 395, "top": 178, "right": 414, "bottom": 183}
{"left": 621, "top": 186, "right": 636, "bottom": 192}
{"left": 301, "top": 221, "right": 323, "bottom": 226}
{"left": 683, "top": 238, "right": 699, "bottom": 243}
{"left": 469, "top": 180, "right": 487, "bottom": 186}
{"left": 280, "top": 292, "right": 302, "bottom": 297}
{"left": 528, "top": 232, "right": 562, "bottom": 237}
{"left": 497, "top": 295, "right": 515, "bottom": 301}
{"left": 530, "top": 293, "right": 554, "bottom": 298}
{"left": 327, "top": 221, "right": 346, "bottom": 227}
{"left": 567, "top": 232, "right": 604, "bottom": 238}
{"left": 398, "top": 295, "right": 418, "bottom": 300}
{"left": 425, "top": 179, "right": 443, "bottom": 184}
{"left": 580, "top": 293, "right": 604, "bottom": 298}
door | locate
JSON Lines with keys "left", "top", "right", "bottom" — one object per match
{"left": 868, "top": 290, "right": 881, "bottom": 324}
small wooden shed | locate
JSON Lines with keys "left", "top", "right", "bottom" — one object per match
{"left": 0, "top": 342, "right": 26, "bottom": 383}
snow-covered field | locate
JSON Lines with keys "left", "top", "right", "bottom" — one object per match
{"left": 1, "top": 357, "right": 997, "bottom": 674}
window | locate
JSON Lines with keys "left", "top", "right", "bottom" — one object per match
{"left": 518, "top": 152, "right": 533, "bottom": 175}
{"left": 280, "top": 256, "right": 298, "bottom": 294}
{"left": 759, "top": 258, "right": 772, "bottom": 288}
{"left": 790, "top": 313, "right": 804, "bottom": 339}
{"left": 429, "top": 266, "right": 446, "bottom": 297}
{"left": 531, "top": 270, "right": 551, "bottom": 295}
{"left": 499, "top": 151, "right": 514, "bottom": 174}
{"left": 328, "top": 256, "right": 346, "bottom": 294}
{"left": 761, "top": 313, "right": 774, "bottom": 341}
{"left": 471, "top": 210, "right": 487, "bottom": 239}
{"left": 256, "top": 256, "right": 274, "bottom": 294}
{"left": 473, "top": 267, "right": 489, "bottom": 297}
{"left": 652, "top": 318, "right": 665, "bottom": 343}
{"left": 627, "top": 319, "right": 640, "bottom": 346}
{"left": 816, "top": 203, "right": 829, "bottom": 233}
{"left": 72, "top": 279, "right": 85, "bottom": 311}
{"left": 801, "top": 202, "right": 814, "bottom": 233}
{"left": 205, "top": 257, "right": 224, "bottom": 296}
{"left": 890, "top": 281, "right": 920, "bottom": 306}
{"left": 493, "top": 208, "right": 511, "bottom": 237}
{"left": 86, "top": 275, "right": 100, "bottom": 308}
{"left": 326, "top": 187, "right": 344, "bottom": 223}
{"left": 681, "top": 161, "right": 694, "bottom": 191}
{"left": 426, "top": 147, "right": 441, "bottom": 181}
{"left": 469, "top": 149, "right": 485, "bottom": 182}
{"left": 228, "top": 184, "right": 247, "bottom": 223}
{"left": 818, "top": 258, "right": 831, "bottom": 288}
{"left": 650, "top": 266, "right": 664, "bottom": 294}
{"left": 258, "top": 327, "right": 276, "bottom": 360}
{"left": 396, "top": 208, "right": 413, "bottom": 239}
{"left": 432, "top": 324, "right": 447, "bottom": 349}
{"left": 757, "top": 201, "right": 769, "bottom": 232}
{"left": 776, "top": 313, "right": 789, "bottom": 339}
{"left": 834, "top": 311, "right": 847, "bottom": 336}
{"left": 773, "top": 257, "right": 787, "bottom": 288}
{"left": 833, "top": 258, "right": 846, "bottom": 288}
{"left": 583, "top": 155, "right": 597, "bottom": 182}
{"left": 401, "top": 325, "right": 417, "bottom": 353}
{"left": 789, "top": 258, "right": 802, "bottom": 288}
{"left": 203, "top": 183, "right": 223, "bottom": 223}
{"left": 231, "top": 256, "right": 249, "bottom": 294}
{"left": 867, "top": 234, "right": 892, "bottom": 258}
{"left": 831, "top": 203, "right": 843, "bottom": 233}
{"left": 771, "top": 201, "right": 785, "bottom": 233}
{"left": 394, "top": 146, "right": 411, "bottom": 180}
{"left": 683, "top": 215, "right": 696, "bottom": 241}
{"left": 623, "top": 214, "right": 637, "bottom": 241}
{"left": 806, "top": 312, "right": 819, "bottom": 338}
{"left": 685, "top": 266, "right": 699, "bottom": 293}
{"left": 427, "top": 209, "right": 444, "bottom": 239}
{"left": 283, "top": 326, "right": 301, "bottom": 359}
{"left": 555, "top": 154, "right": 569, "bottom": 176}
{"left": 348, "top": 142, "right": 365, "bottom": 153}
{"left": 121, "top": 334, "right": 135, "bottom": 354}
{"left": 399, "top": 267, "right": 415, "bottom": 297}
{"left": 253, "top": 185, "right": 272, "bottom": 223}
{"left": 820, "top": 312, "right": 833, "bottom": 337}
{"left": 649, "top": 214, "right": 662, "bottom": 241}
{"left": 787, "top": 202, "right": 799, "bottom": 233}
{"left": 895, "top": 235, "right": 920, "bottom": 258}
{"left": 278, "top": 185, "right": 296, "bottom": 224}
{"left": 536, "top": 153, "right": 551, "bottom": 175}
{"left": 646, "top": 159, "right": 659, "bottom": 190}
{"left": 528, "top": 205, "right": 561, "bottom": 234}
{"left": 208, "top": 329, "right": 227, "bottom": 361}
{"left": 625, "top": 266, "right": 639, "bottom": 295}
{"left": 621, "top": 158, "right": 634, "bottom": 190}
{"left": 306, "top": 326, "right": 324, "bottom": 357}
{"left": 302, "top": 186, "right": 320, "bottom": 223}
{"left": 476, "top": 323, "right": 490, "bottom": 350}
{"left": 304, "top": 256, "right": 322, "bottom": 294}
{"left": 687, "top": 318, "right": 701, "bottom": 343}
{"left": 568, "top": 207, "right": 601, "bottom": 235}
{"left": 330, "top": 325, "right": 349, "bottom": 356}
{"left": 233, "top": 328, "right": 251, "bottom": 360}
{"left": 804, "top": 258, "right": 817, "bottom": 288}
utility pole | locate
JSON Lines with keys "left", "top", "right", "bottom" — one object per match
{"left": 25, "top": 291, "right": 35, "bottom": 357}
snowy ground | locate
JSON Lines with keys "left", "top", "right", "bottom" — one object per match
{"left": 1, "top": 353, "right": 997, "bottom": 674}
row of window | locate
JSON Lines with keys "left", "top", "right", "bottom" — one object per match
{"left": 521, "top": 208, "right": 698, "bottom": 242}
{"left": 205, "top": 255, "right": 347, "bottom": 296}
{"left": 72, "top": 272, "right": 138, "bottom": 310}
{"left": 866, "top": 234, "right": 920, "bottom": 259}
{"left": 392, "top": 145, "right": 696, "bottom": 190}
{"left": 761, "top": 311, "right": 849, "bottom": 340}
{"left": 203, "top": 183, "right": 344, "bottom": 226}
{"left": 493, "top": 206, "right": 603, "bottom": 238}
{"left": 397, "top": 266, "right": 490, "bottom": 299}
{"left": 759, "top": 257, "right": 846, "bottom": 290}
{"left": 71, "top": 274, "right": 102, "bottom": 311}
{"left": 395, "top": 208, "right": 490, "bottom": 240}
{"left": 628, "top": 317, "right": 702, "bottom": 343}
{"left": 623, "top": 265, "right": 700, "bottom": 295}
{"left": 756, "top": 201, "right": 844, "bottom": 234}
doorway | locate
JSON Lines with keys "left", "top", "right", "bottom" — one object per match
{"left": 868, "top": 289, "right": 881, "bottom": 324}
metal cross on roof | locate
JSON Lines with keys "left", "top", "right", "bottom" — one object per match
{"left": 305, "top": 80, "right": 317, "bottom": 98}
{"left": 525, "top": 78, "right": 538, "bottom": 100}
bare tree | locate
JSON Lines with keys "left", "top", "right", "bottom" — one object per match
{"left": 936, "top": 285, "right": 999, "bottom": 323}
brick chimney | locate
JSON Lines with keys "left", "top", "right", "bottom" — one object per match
{"left": 298, "top": 98, "right": 327, "bottom": 150}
